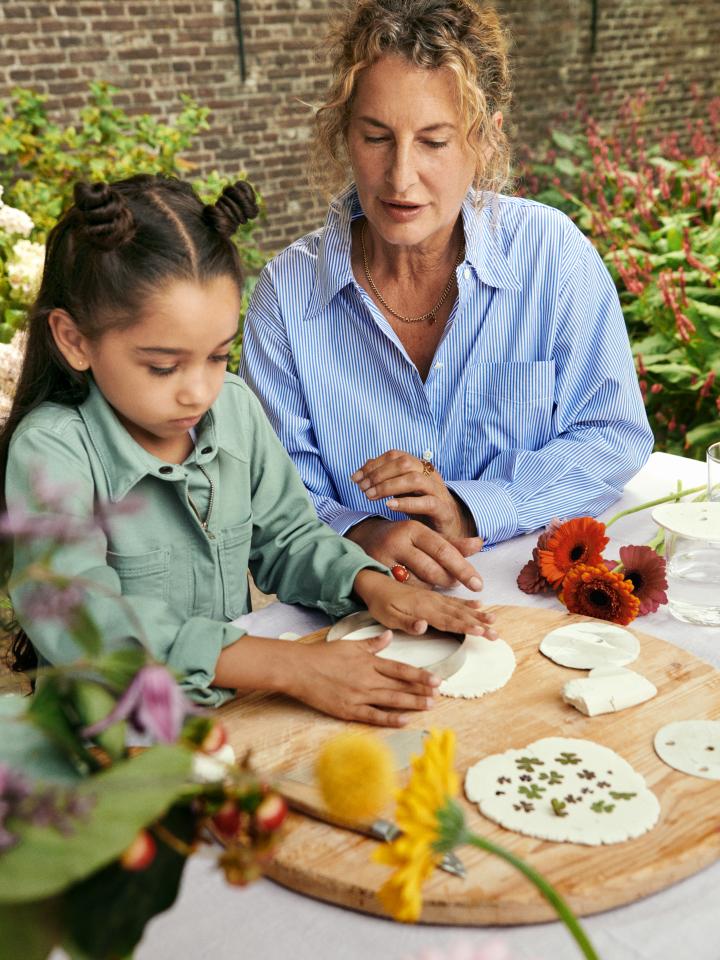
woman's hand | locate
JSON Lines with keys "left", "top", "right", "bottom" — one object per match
{"left": 287, "top": 630, "right": 441, "bottom": 727}
{"left": 347, "top": 516, "right": 483, "bottom": 589}
{"left": 352, "top": 450, "right": 477, "bottom": 539}
{"left": 353, "top": 569, "right": 496, "bottom": 639}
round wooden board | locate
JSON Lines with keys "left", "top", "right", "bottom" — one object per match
{"left": 218, "top": 605, "right": 720, "bottom": 924}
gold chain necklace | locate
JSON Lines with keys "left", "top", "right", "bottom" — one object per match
{"left": 360, "top": 221, "right": 464, "bottom": 325}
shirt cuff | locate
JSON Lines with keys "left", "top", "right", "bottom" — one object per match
{"left": 446, "top": 480, "right": 519, "bottom": 546}
{"left": 169, "top": 620, "right": 247, "bottom": 708}
{"left": 322, "top": 504, "right": 382, "bottom": 537}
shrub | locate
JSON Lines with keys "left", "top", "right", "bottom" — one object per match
{"left": 522, "top": 87, "right": 720, "bottom": 459}
{"left": 0, "top": 83, "right": 268, "bottom": 367}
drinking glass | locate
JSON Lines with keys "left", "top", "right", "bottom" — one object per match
{"left": 708, "top": 442, "right": 720, "bottom": 502}
{"left": 653, "top": 503, "right": 720, "bottom": 627}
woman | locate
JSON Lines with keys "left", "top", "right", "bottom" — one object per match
{"left": 241, "top": 0, "right": 653, "bottom": 588}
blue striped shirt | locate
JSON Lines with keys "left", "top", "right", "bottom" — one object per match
{"left": 241, "top": 187, "right": 653, "bottom": 545}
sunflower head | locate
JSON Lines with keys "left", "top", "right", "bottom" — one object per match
{"left": 373, "top": 729, "right": 460, "bottom": 923}
{"left": 560, "top": 563, "right": 641, "bottom": 625}
{"left": 537, "top": 517, "right": 609, "bottom": 588}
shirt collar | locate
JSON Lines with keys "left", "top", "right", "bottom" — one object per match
{"left": 304, "top": 186, "right": 521, "bottom": 321}
{"left": 79, "top": 379, "right": 219, "bottom": 502}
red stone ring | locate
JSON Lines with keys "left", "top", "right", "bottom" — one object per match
{"left": 391, "top": 563, "right": 410, "bottom": 583}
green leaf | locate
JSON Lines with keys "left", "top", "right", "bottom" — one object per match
{"left": 685, "top": 421, "right": 720, "bottom": 449}
{"left": 689, "top": 298, "right": 720, "bottom": 321}
{"left": 69, "top": 607, "right": 102, "bottom": 657}
{"left": 0, "top": 899, "right": 61, "bottom": 960}
{"left": 65, "top": 805, "right": 194, "bottom": 958}
{"left": 0, "top": 745, "right": 194, "bottom": 902}
{"left": 73, "top": 680, "right": 126, "bottom": 761}
{"left": 26, "top": 678, "right": 92, "bottom": 766}
{"left": 0, "top": 696, "right": 80, "bottom": 785}
{"left": 551, "top": 130, "right": 580, "bottom": 153}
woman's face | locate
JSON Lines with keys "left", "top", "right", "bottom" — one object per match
{"left": 346, "top": 55, "right": 477, "bottom": 250}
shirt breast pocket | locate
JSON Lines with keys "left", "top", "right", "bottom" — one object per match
{"left": 106, "top": 547, "right": 172, "bottom": 604}
{"left": 219, "top": 519, "right": 253, "bottom": 620}
{"left": 463, "top": 361, "right": 556, "bottom": 473}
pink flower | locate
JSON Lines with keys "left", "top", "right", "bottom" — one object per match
{"left": 82, "top": 665, "right": 197, "bottom": 744}
{"left": 617, "top": 544, "right": 668, "bottom": 615}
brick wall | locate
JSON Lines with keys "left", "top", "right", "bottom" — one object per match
{"left": 1, "top": 1, "right": 718, "bottom": 253}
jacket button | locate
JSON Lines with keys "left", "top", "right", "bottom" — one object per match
{"left": 201, "top": 446, "right": 212, "bottom": 455}
{"left": 159, "top": 466, "right": 173, "bottom": 475}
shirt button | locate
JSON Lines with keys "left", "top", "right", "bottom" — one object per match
{"left": 435, "top": 361, "right": 444, "bottom": 369}
{"left": 201, "top": 446, "right": 212, "bottom": 455}
{"left": 463, "top": 268, "right": 471, "bottom": 280}
{"left": 159, "top": 466, "right": 173, "bottom": 475}
{"left": 423, "top": 449, "right": 433, "bottom": 461}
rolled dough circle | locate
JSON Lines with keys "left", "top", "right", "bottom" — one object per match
{"left": 654, "top": 720, "right": 720, "bottom": 780}
{"left": 540, "top": 621, "right": 639, "bottom": 669}
{"left": 439, "top": 636, "right": 515, "bottom": 699}
{"left": 465, "top": 736, "right": 659, "bottom": 845}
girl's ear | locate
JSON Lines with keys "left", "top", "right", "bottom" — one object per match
{"left": 47, "top": 309, "right": 92, "bottom": 372}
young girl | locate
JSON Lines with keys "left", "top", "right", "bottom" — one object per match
{"left": 0, "top": 174, "right": 494, "bottom": 726}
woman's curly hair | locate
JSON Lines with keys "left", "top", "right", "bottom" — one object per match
{"left": 312, "top": 0, "right": 512, "bottom": 198}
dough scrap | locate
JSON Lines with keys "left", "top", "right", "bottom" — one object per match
{"left": 465, "top": 736, "right": 659, "bottom": 845}
{"left": 540, "top": 622, "right": 639, "bottom": 669}
{"left": 654, "top": 720, "right": 720, "bottom": 780}
{"left": 439, "top": 636, "right": 515, "bottom": 699}
{"left": 563, "top": 666, "right": 657, "bottom": 716}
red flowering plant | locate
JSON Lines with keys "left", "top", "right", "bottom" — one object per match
{"left": 0, "top": 473, "right": 288, "bottom": 960}
{"left": 520, "top": 80, "right": 720, "bottom": 460}
{"left": 518, "top": 483, "right": 706, "bottom": 625}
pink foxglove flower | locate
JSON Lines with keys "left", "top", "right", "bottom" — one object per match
{"left": 82, "top": 664, "right": 197, "bottom": 744}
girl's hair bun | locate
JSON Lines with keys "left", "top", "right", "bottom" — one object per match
{"left": 203, "top": 181, "right": 259, "bottom": 239}
{"left": 73, "top": 181, "right": 136, "bottom": 250}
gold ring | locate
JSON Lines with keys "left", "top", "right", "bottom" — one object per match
{"left": 421, "top": 459, "right": 434, "bottom": 476}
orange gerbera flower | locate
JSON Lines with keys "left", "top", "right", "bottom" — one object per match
{"left": 560, "top": 563, "right": 641, "bottom": 625}
{"left": 537, "top": 517, "right": 609, "bottom": 588}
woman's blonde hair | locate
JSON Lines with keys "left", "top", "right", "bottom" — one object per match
{"left": 312, "top": 0, "right": 512, "bottom": 198}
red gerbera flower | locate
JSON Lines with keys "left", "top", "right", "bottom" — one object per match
{"left": 517, "top": 548, "right": 554, "bottom": 595}
{"left": 617, "top": 544, "right": 668, "bottom": 615}
{"left": 537, "top": 517, "right": 609, "bottom": 588}
{"left": 560, "top": 563, "right": 641, "bottom": 625}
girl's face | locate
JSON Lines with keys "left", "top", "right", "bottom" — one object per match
{"left": 56, "top": 276, "right": 240, "bottom": 461}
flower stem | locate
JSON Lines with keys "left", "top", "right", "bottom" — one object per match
{"left": 604, "top": 484, "right": 706, "bottom": 529}
{"left": 464, "top": 833, "right": 600, "bottom": 960}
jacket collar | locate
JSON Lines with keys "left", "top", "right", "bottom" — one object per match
{"left": 79, "top": 379, "right": 219, "bottom": 502}
{"left": 304, "top": 186, "right": 520, "bottom": 320}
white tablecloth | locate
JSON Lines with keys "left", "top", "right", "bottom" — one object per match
{"left": 137, "top": 452, "right": 720, "bottom": 960}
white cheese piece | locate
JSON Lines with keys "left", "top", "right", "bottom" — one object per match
{"left": 439, "top": 636, "right": 515, "bottom": 699}
{"left": 654, "top": 720, "right": 720, "bottom": 780}
{"left": 562, "top": 666, "right": 657, "bottom": 716}
{"left": 540, "top": 621, "right": 639, "bottom": 669}
{"left": 465, "top": 736, "right": 660, "bottom": 845}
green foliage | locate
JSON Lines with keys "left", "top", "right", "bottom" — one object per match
{"left": 0, "top": 83, "right": 269, "bottom": 358}
{"left": 522, "top": 90, "right": 720, "bottom": 459}
{"left": 0, "top": 745, "right": 193, "bottom": 903}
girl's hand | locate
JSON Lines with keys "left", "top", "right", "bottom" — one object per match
{"left": 287, "top": 630, "right": 441, "bottom": 727}
{"left": 353, "top": 569, "right": 497, "bottom": 639}
{"left": 347, "top": 516, "right": 483, "bottom": 589}
{"left": 351, "top": 450, "right": 477, "bottom": 539}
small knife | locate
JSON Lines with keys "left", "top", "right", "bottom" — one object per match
{"left": 281, "top": 790, "right": 466, "bottom": 879}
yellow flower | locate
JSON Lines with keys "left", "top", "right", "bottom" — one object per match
{"left": 374, "top": 729, "right": 459, "bottom": 923}
{"left": 315, "top": 732, "right": 396, "bottom": 821}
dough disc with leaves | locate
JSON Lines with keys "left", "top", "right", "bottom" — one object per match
{"left": 465, "top": 737, "right": 660, "bottom": 845}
